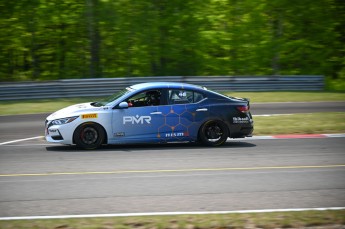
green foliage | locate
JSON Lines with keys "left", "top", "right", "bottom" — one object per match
{"left": 0, "top": 0, "right": 344, "bottom": 81}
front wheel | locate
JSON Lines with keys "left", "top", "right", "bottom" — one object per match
{"left": 73, "top": 123, "right": 105, "bottom": 149}
{"left": 198, "top": 120, "right": 229, "bottom": 146}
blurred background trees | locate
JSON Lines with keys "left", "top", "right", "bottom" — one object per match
{"left": 0, "top": 0, "right": 344, "bottom": 82}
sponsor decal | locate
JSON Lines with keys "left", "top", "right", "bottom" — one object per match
{"left": 123, "top": 115, "right": 151, "bottom": 125}
{"left": 114, "top": 132, "right": 125, "bottom": 137}
{"left": 48, "top": 129, "right": 57, "bottom": 133}
{"left": 82, "top": 113, "right": 98, "bottom": 119}
{"left": 233, "top": 117, "right": 250, "bottom": 124}
{"left": 165, "top": 132, "right": 189, "bottom": 138}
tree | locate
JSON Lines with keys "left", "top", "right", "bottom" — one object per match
{"left": 0, "top": 0, "right": 344, "bottom": 81}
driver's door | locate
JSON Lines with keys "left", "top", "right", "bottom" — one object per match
{"left": 110, "top": 90, "right": 163, "bottom": 143}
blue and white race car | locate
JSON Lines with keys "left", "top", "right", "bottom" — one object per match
{"left": 45, "top": 82, "right": 253, "bottom": 149}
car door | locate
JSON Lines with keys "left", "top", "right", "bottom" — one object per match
{"left": 156, "top": 89, "right": 209, "bottom": 141}
{"left": 111, "top": 90, "right": 163, "bottom": 143}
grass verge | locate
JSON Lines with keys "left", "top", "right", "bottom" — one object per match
{"left": 0, "top": 210, "right": 344, "bottom": 229}
{"left": 227, "top": 91, "right": 345, "bottom": 103}
{"left": 253, "top": 112, "right": 345, "bottom": 135}
{"left": 0, "top": 91, "right": 344, "bottom": 116}
{"left": 0, "top": 98, "right": 90, "bottom": 116}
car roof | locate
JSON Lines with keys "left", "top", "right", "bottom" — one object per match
{"left": 129, "top": 82, "right": 206, "bottom": 91}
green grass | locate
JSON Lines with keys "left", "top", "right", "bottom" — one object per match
{"left": 0, "top": 91, "right": 344, "bottom": 116}
{"left": 0, "top": 98, "right": 92, "bottom": 116}
{"left": 225, "top": 91, "right": 345, "bottom": 103}
{"left": 0, "top": 210, "right": 344, "bottom": 229}
{"left": 253, "top": 112, "right": 345, "bottom": 135}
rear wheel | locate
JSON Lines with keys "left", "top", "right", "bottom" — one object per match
{"left": 74, "top": 123, "right": 105, "bottom": 149}
{"left": 199, "top": 120, "right": 229, "bottom": 146}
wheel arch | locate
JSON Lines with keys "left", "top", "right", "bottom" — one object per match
{"left": 73, "top": 121, "right": 108, "bottom": 145}
{"left": 197, "top": 118, "right": 231, "bottom": 143}
{"left": 197, "top": 118, "right": 231, "bottom": 146}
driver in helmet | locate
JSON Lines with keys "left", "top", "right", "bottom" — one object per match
{"left": 146, "top": 90, "right": 161, "bottom": 106}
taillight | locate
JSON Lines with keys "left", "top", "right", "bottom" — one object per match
{"left": 236, "top": 105, "right": 249, "bottom": 113}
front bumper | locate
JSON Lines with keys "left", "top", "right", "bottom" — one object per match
{"left": 45, "top": 120, "right": 75, "bottom": 144}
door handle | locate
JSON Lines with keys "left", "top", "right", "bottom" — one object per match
{"left": 150, "top": 112, "right": 162, "bottom": 115}
{"left": 196, "top": 108, "right": 208, "bottom": 112}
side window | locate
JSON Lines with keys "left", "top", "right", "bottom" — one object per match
{"left": 194, "top": 91, "right": 204, "bottom": 103}
{"left": 168, "top": 90, "right": 204, "bottom": 104}
{"left": 126, "top": 90, "right": 161, "bottom": 107}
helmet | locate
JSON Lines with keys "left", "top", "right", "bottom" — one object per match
{"left": 146, "top": 90, "right": 161, "bottom": 105}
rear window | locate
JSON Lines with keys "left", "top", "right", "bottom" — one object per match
{"left": 168, "top": 90, "right": 205, "bottom": 104}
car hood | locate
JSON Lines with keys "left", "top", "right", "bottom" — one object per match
{"left": 46, "top": 102, "right": 103, "bottom": 120}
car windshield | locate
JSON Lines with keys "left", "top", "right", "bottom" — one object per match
{"left": 91, "top": 88, "right": 132, "bottom": 107}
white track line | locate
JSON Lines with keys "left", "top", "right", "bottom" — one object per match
{"left": 231, "top": 133, "right": 345, "bottom": 141}
{"left": 0, "top": 136, "right": 43, "bottom": 146}
{"left": 324, "top": 133, "right": 345, "bottom": 138}
{"left": 0, "top": 207, "right": 344, "bottom": 221}
{"left": 253, "top": 114, "right": 294, "bottom": 117}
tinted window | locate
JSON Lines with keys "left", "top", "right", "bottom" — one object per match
{"left": 168, "top": 90, "right": 204, "bottom": 104}
{"left": 125, "top": 90, "right": 161, "bottom": 107}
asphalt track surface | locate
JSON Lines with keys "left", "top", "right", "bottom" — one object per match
{"left": 0, "top": 101, "right": 344, "bottom": 217}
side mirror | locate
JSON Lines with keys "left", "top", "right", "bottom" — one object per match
{"left": 118, "top": 102, "right": 129, "bottom": 109}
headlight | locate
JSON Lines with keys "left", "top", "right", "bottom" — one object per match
{"left": 51, "top": 116, "right": 79, "bottom": 125}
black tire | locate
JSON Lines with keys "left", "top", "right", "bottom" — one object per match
{"left": 198, "top": 120, "right": 229, "bottom": 146}
{"left": 73, "top": 123, "right": 105, "bottom": 150}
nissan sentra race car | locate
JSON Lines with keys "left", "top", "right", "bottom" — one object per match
{"left": 45, "top": 82, "right": 253, "bottom": 149}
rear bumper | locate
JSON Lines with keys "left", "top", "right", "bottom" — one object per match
{"left": 230, "top": 125, "right": 254, "bottom": 138}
